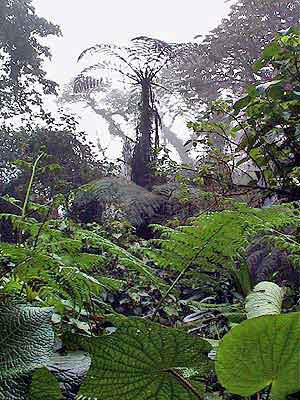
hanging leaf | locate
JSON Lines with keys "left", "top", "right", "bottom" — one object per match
{"left": 256, "top": 80, "right": 282, "bottom": 94}
{"left": 216, "top": 313, "right": 300, "bottom": 400}
{"left": 245, "top": 281, "right": 284, "bottom": 319}
{"left": 75, "top": 317, "right": 211, "bottom": 400}
{"left": 233, "top": 95, "right": 251, "bottom": 113}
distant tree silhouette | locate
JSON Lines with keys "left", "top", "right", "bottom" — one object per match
{"left": 74, "top": 37, "right": 181, "bottom": 188}
{"left": 166, "top": 0, "right": 300, "bottom": 106}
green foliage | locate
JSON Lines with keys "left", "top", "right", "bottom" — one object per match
{"left": 72, "top": 317, "right": 211, "bottom": 399}
{"left": 144, "top": 203, "right": 300, "bottom": 295}
{"left": 0, "top": 304, "right": 54, "bottom": 399}
{"left": 216, "top": 313, "right": 300, "bottom": 399}
{"left": 0, "top": 204, "right": 166, "bottom": 313}
{"left": 235, "top": 27, "right": 300, "bottom": 198}
{"left": 0, "top": 0, "right": 61, "bottom": 118}
{"left": 245, "top": 281, "right": 283, "bottom": 319}
{"left": 0, "top": 125, "right": 106, "bottom": 203}
{"left": 29, "top": 369, "right": 62, "bottom": 400}
{"left": 0, "top": 214, "right": 117, "bottom": 312}
{"left": 166, "top": 0, "right": 300, "bottom": 107}
{"left": 189, "top": 27, "right": 300, "bottom": 200}
{"left": 3, "top": 14, "right": 300, "bottom": 400}
{"left": 74, "top": 224, "right": 165, "bottom": 288}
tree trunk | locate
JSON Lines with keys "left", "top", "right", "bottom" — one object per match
{"left": 131, "top": 79, "right": 153, "bottom": 188}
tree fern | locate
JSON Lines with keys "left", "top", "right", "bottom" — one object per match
{"left": 75, "top": 38, "right": 181, "bottom": 187}
{"left": 70, "top": 177, "right": 167, "bottom": 227}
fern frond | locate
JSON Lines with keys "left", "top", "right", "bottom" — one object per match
{"left": 75, "top": 228, "right": 166, "bottom": 289}
{"left": 71, "top": 178, "right": 167, "bottom": 227}
{"left": 141, "top": 203, "right": 300, "bottom": 294}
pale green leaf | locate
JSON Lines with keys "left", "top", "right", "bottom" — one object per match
{"left": 245, "top": 281, "right": 284, "bottom": 319}
{"left": 216, "top": 313, "right": 300, "bottom": 400}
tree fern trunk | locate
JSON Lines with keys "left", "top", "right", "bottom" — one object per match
{"left": 131, "top": 79, "right": 153, "bottom": 188}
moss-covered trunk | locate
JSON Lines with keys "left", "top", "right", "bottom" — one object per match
{"left": 131, "top": 79, "right": 153, "bottom": 189}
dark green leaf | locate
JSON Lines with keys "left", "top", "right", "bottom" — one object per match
{"left": 77, "top": 317, "right": 211, "bottom": 400}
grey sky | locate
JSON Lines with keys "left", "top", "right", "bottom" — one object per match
{"left": 34, "top": 0, "right": 231, "bottom": 83}
{"left": 32, "top": 1, "right": 231, "bottom": 158}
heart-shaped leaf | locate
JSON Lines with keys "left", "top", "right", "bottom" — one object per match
{"left": 77, "top": 317, "right": 211, "bottom": 399}
{"left": 216, "top": 313, "right": 300, "bottom": 400}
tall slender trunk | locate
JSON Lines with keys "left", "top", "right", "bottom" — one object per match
{"left": 131, "top": 79, "right": 153, "bottom": 188}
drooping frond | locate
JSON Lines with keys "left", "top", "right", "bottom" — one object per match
{"left": 77, "top": 43, "right": 143, "bottom": 86}
{"left": 76, "top": 37, "right": 179, "bottom": 91}
{"left": 142, "top": 203, "right": 300, "bottom": 294}
{"left": 0, "top": 209, "right": 165, "bottom": 300}
{"left": 130, "top": 36, "right": 176, "bottom": 77}
{"left": 73, "top": 75, "right": 103, "bottom": 94}
{"left": 131, "top": 36, "right": 173, "bottom": 58}
{"left": 70, "top": 178, "right": 167, "bottom": 228}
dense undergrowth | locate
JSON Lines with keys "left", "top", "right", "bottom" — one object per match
{"left": 2, "top": 168, "right": 300, "bottom": 399}
{"left": 1, "top": 3, "right": 300, "bottom": 400}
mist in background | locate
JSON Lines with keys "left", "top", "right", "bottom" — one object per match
{"left": 33, "top": 0, "right": 231, "bottom": 159}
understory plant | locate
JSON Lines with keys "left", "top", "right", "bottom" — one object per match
{"left": 2, "top": 127, "right": 300, "bottom": 399}
{"left": 188, "top": 27, "right": 300, "bottom": 201}
{"left": 3, "top": 188, "right": 300, "bottom": 399}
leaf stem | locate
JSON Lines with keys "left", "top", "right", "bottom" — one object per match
{"left": 165, "top": 368, "right": 203, "bottom": 400}
{"left": 21, "top": 153, "right": 45, "bottom": 219}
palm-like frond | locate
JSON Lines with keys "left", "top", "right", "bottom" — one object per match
{"left": 142, "top": 203, "right": 300, "bottom": 294}
{"left": 73, "top": 75, "right": 103, "bottom": 94}
{"left": 75, "top": 37, "right": 178, "bottom": 92}
{"left": 70, "top": 178, "right": 167, "bottom": 227}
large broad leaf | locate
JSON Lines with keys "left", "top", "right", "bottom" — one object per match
{"left": 256, "top": 80, "right": 282, "bottom": 95}
{"left": 233, "top": 95, "right": 251, "bottom": 113}
{"left": 0, "top": 375, "right": 32, "bottom": 400}
{"left": 0, "top": 304, "right": 54, "bottom": 399}
{"left": 0, "top": 305, "right": 54, "bottom": 379}
{"left": 216, "top": 313, "right": 300, "bottom": 400}
{"left": 245, "top": 281, "right": 284, "bottom": 319}
{"left": 76, "top": 317, "right": 211, "bottom": 400}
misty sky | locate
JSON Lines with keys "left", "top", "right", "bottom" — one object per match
{"left": 32, "top": 1, "right": 231, "bottom": 158}
{"left": 34, "top": 0, "right": 231, "bottom": 83}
